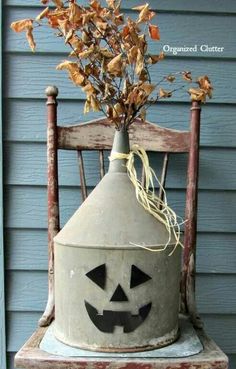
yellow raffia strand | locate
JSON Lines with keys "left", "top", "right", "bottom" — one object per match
{"left": 109, "top": 144, "right": 184, "bottom": 255}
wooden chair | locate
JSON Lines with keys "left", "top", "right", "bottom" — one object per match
{"left": 14, "top": 86, "right": 228, "bottom": 369}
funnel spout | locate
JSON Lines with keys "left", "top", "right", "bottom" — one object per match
{"left": 109, "top": 127, "right": 130, "bottom": 173}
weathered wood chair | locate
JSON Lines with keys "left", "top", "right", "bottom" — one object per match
{"left": 14, "top": 86, "right": 228, "bottom": 369}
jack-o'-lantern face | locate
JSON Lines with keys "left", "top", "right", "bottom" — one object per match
{"left": 85, "top": 264, "right": 152, "bottom": 333}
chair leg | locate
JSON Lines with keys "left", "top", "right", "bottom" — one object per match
{"left": 38, "top": 272, "right": 55, "bottom": 327}
{"left": 38, "top": 87, "right": 59, "bottom": 327}
{"left": 186, "top": 253, "right": 204, "bottom": 329}
{"left": 38, "top": 211, "right": 58, "bottom": 327}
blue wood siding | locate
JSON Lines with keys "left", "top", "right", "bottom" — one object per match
{"left": 0, "top": 0, "right": 6, "bottom": 367}
{"left": 2, "top": 1, "right": 236, "bottom": 368}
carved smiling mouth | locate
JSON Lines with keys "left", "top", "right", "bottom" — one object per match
{"left": 85, "top": 301, "right": 152, "bottom": 333}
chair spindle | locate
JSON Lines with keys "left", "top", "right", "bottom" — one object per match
{"left": 77, "top": 150, "right": 88, "bottom": 201}
{"left": 158, "top": 153, "right": 169, "bottom": 209}
{"left": 99, "top": 150, "right": 105, "bottom": 179}
{"left": 141, "top": 165, "right": 146, "bottom": 188}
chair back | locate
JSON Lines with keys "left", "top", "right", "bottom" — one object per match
{"left": 41, "top": 85, "right": 201, "bottom": 327}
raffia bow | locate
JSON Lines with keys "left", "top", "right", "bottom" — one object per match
{"left": 109, "top": 144, "right": 184, "bottom": 255}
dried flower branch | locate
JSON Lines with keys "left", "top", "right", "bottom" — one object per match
{"left": 11, "top": 0, "right": 213, "bottom": 129}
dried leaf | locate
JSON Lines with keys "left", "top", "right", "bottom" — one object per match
{"left": 82, "top": 31, "right": 91, "bottom": 43}
{"left": 100, "top": 7, "right": 113, "bottom": 19}
{"left": 100, "top": 48, "right": 114, "bottom": 58}
{"left": 110, "top": 35, "right": 122, "bottom": 53}
{"left": 140, "top": 83, "right": 155, "bottom": 95}
{"left": 148, "top": 24, "right": 160, "bottom": 40}
{"left": 197, "top": 75, "right": 213, "bottom": 98}
{"left": 138, "top": 34, "right": 147, "bottom": 53}
{"left": 82, "top": 82, "right": 96, "bottom": 97}
{"left": 122, "top": 77, "right": 131, "bottom": 96}
{"left": 104, "top": 82, "right": 116, "bottom": 99}
{"left": 122, "top": 25, "right": 130, "bottom": 38}
{"left": 35, "top": 7, "right": 49, "bottom": 21}
{"left": 139, "top": 107, "right": 146, "bottom": 122}
{"left": 90, "top": 0, "right": 103, "bottom": 13}
{"left": 106, "top": 104, "right": 114, "bottom": 118}
{"left": 52, "top": 0, "right": 64, "bottom": 8}
{"left": 127, "top": 45, "right": 138, "bottom": 64}
{"left": 69, "top": 2, "right": 82, "bottom": 24}
{"left": 79, "top": 45, "right": 95, "bottom": 59}
{"left": 65, "top": 29, "right": 74, "bottom": 44}
{"left": 69, "top": 51, "right": 77, "bottom": 57}
{"left": 147, "top": 51, "right": 164, "bottom": 64}
{"left": 135, "top": 49, "right": 144, "bottom": 76}
{"left": 182, "top": 71, "right": 192, "bottom": 82}
{"left": 132, "top": 4, "right": 147, "bottom": 11}
{"left": 197, "top": 75, "right": 210, "bottom": 89}
{"left": 81, "top": 11, "right": 96, "bottom": 25}
{"left": 125, "top": 88, "right": 139, "bottom": 105}
{"left": 56, "top": 61, "right": 85, "bottom": 86}
{"left": 106, "top": 0, "right": 116, "bottom": 8}
{"left": 139, "top": 69, "right": 149, "bottom": 82}
{"left": 106, "top": 0, "right": 121, "bottom": 12}
{"left": 57, "top": 18, "right": 69, "bottom": 34}
{"left": 159, "top": 88, "right": 172, "bottom": 98}
{"left": 133, "top": 3, "right": 155, "bottom": 23}
{"left": 11, "top": 19, "right": 33, "bottom": 33}
{"left": 188, "top": 88, "right": 206, "bottom": 103}
{"left": 113, "top": 102, "right": 124, "bottom": 117}
{"left": 136, "top": 90, "right": 147, "bottom": 105}
{"left": 96, "top": 20, "right": 108, "bottom": 31}
{"left": 84, "top": 64, "right": 100, "bottom": 78}
{"left": 107, "top": 53, "right": 123, "bottom": 76}
{"left": 26, "top": 26, "right": 36, "bottom": 51}
{"left": 56, "top": 60, "right": 72, "bottom": 69}
{"left": 69, "top": 36, "right": 84, "bottom": 51}
{"left": 84, "top": 99, "right": 91, "bottom": 114}
{"left": 166, "top": 75, "right": 175, "bottom": 83}
{"left": 114, "top": 14, "right": 124, "bottom": 25}
{"left": 48, "top": 9, "right": 70, "bottom": 30}
{"left": 90, "top": 95, "right": 101, "bottom": 112}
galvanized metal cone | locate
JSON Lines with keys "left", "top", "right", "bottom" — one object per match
{"left": 54, "top": 128, "right": 173, "bottom": 249}
{"left": 54, "top": 127, "right": 181, "bottom": 352}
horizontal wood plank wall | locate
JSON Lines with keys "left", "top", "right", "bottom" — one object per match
{"left": 2, "top": 0, "right": 236, "bottom": 368}
{"left": 1, "top": 1, "right": 6, "bottom": 368}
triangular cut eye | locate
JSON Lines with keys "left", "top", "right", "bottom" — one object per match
{"left": 86, "top": 264, "right": 106, "bottom": 290}
{"left": 110, "top": 284, "right": 129, "bottom": 302}
{"left": 130, "top": 265, "right": 152, "bottom": 288}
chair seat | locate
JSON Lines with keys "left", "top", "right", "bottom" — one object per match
{"left": 15, "top": 318, "right": 228, "bottom": 369}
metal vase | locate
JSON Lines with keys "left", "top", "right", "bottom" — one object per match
{"left": 54, "top": 127, "right": 181, "bottom": 352}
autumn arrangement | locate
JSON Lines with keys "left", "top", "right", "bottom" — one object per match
{"left": 11, "top": 0, "right": 213, "bottom": 129}
{"left": 11, "top": 0, "right": 213, "bottom": 251}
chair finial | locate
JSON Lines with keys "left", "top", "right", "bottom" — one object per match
{"left": 45, "top": 86, "right": 59, "bottom": 97}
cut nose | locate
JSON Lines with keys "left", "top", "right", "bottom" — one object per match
{"left": 110, "top": 284, "right": 128, "bottom": 302}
